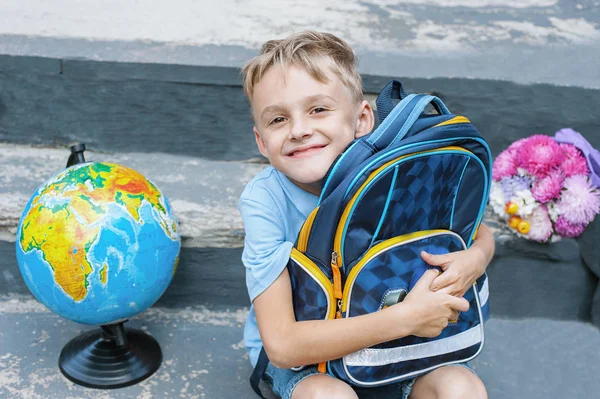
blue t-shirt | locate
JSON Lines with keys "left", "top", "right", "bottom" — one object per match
{"left": 238, "top": 166, "right": 318, "bottom": 367}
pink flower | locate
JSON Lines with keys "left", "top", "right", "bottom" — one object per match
{"left": 531, "top": 169, "right": 564, "bottom": 203}
{"left": 526, "top": 206, "right": 553, "bottom": 242}
{"left": 507, "top": 137, "right": 531, "bottom": 152}
{"left": 555, "top": 175, "right": 600, "bottom": 224}
{"left": 554, "top": 216, "right": 586, "bottom": 238}
{"left": 559, "top": 143, "right": 589, "bottom": 177}
{"left": 517, "top": 135, "right": 564, "bottom": 178}
{"left": 492, "top": 149, "right": 519, "bottom": 181}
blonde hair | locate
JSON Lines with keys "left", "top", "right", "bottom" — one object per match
{"left": 242, "top": 31, "right": 363, "bottom": 104}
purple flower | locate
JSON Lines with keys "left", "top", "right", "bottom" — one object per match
{"left": 554, "top": 216, "right": 586, "bottom": 238}
{"left": 500, "top": 175, "right": 533, "bottom": 200}
{"left": 555, "top": 175, "right": 600, "bottom": 224}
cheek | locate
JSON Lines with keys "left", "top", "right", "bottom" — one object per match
{"left": 262, "top": 133, "right": 281, "bottom": 149}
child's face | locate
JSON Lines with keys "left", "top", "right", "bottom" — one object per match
{"left": 252, "top": 64, "right": 373, "bottom": 195}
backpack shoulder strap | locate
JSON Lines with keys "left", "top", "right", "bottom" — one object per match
{"left": 319, "top": 81, "right": 452, "bottom": 204}
{"left": 319, "top": 139, "right": 375, "bottom": 204}
{"left": 249, "top": 348, "right": 269, "bottom": 398}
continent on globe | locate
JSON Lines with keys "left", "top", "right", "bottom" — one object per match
{"left": 16, "top": 162, "right": 181, "bottom": 325}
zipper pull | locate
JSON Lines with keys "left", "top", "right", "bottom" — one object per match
{"left": 336, "top": 299, "right": 343, "bottom": 319}
{"left": 331, "top": 251, "right": 343, "bottom": 299}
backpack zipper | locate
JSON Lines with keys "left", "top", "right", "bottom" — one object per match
{"left": 330, "top": 251, "right": 343, "bottom": 318}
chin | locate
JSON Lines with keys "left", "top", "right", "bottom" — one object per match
{"left": 292, "top": 170, "right": 327, "bottom": 185}
{"left": 285, "top": 172, "right": 324, "bottom": 192}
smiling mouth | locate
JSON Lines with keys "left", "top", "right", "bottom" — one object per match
{"left": 287, "top": 145, "right": 327, "bottom": 158}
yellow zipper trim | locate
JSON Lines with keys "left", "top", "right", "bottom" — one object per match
{"left": 290, "top": 248, "right": 337, "bottom": 320}
{"left": 333, "top": 146, "right": 471, "bottom": 270}
{"left": 434, "top": 115, "right": 470, "bottom": 128}
{"left": 472, "top": 222, "right": 480, "bottom": 241}
{"left": 297, "top": 207, "right": 319, "bottom": 252}
{"left": 341, "top": 229, "right": 448, "bottom": 312}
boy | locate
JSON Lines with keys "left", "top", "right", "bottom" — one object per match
{"left": 239, "top": 31, "right": 494, "bottom": 399}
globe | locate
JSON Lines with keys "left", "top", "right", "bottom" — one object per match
{"left": 15, "top": 162, "right": 181, "bottom": 326}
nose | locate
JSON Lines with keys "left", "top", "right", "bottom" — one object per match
{"left": 289, "top": 116, "right": 313, "bottom": 141}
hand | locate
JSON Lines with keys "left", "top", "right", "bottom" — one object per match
{"left": 397, "top": 269, "right": 470, "bottom": 338}
{"left": 420, "top": 246, "right": 486, "bottom": 297}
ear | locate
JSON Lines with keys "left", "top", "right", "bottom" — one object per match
{"left": 354, "top": 100, "right": 375, "bottom": 139}
{"left": 254, "top": 126, "right": 269, "bottom": 158}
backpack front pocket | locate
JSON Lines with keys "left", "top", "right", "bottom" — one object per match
{"left": 331, "top": 230, "right": 485, "bottom": 387}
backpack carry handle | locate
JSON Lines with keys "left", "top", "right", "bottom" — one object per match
{"left": 375, "top": 80, "right": 450, "bottom": 123}
{"left": 368, "top": 91, "right": 451, "bottom": 150}
{"left": 388, "top": 94, "right": 451, "bottom": 147}
{"left": 376, "top": 80, "right": 408, "bottom": 123}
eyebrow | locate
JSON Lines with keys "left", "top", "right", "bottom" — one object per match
{"left": 260, "top": 94, "right": 337, "bottom": 121}
{"left": 305, "top": 94, "right": 337, "bottom": 104}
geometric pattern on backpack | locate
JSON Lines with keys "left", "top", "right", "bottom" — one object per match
{"left": 288, "top": 258, "right": 330, "bottom": 322}
{"left": 343, "top": 153, "right": 470, "bottom": 266}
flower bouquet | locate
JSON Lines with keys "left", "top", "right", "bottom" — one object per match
{"left": 490, "top": 128, "right": 600, "bottom": 242}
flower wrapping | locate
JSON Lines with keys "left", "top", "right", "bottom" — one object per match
{"left": 490, "top": 129, "right": 600, "bottom": 242}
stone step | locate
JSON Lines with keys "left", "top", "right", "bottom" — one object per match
{"left": 0, "top": 143, "right": 264, "bottom": 248}
{"left": 1, "top": 142, "right": 599, "bottom": 324}
{"left": 1, "top": 296, "right": 599, "bottom": 399}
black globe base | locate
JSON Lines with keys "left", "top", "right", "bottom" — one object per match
{"left": 59, "top": 322, "right": 162, "bottom": 389}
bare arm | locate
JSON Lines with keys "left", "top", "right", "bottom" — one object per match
{"left": 469, "top": 223, "right": 495, "bottom": 269}
{"left": 254, "top": 267, "right": 469, "bottom": 369}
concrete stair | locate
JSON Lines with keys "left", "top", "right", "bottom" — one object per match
{"left": 1, "top": 141, "right": 599, "bottom": 398}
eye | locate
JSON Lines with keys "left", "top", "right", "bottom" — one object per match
{"left": 311, "top": 107, "right": 327, "bottom": 114}
{"left": 269, "top": 117, "right": 286, "bottom": 125}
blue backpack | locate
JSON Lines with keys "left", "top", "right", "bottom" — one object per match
{"left": 250, "top": 81, "right": 491, "bottom": 395}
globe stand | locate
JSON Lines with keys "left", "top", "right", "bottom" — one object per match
{"left": 58, "top": 321, "right": 163, "bottom": 389}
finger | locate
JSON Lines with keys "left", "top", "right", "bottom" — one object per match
{"left": 412, "top": 269, "right": 440, "bottom": 291}
{"left": 431, "top": 271, "right": 457, "bottom": 292}
{"left": 421, "top": 251, "right": 452, "bottom": 268}
{"left": 448, "top": 310, "right": 460, "bottom": 323}
{"left": 440, "top": 318, "right": 449, "bottom": 329}
{"left": 435, "top": 285, "right": 457, "bottom": 296}
{"left": 437, "top": 283, "right": 467, "bottom": 297}
{"left": 448, "top": 296, "right": 470, "bottom": 313}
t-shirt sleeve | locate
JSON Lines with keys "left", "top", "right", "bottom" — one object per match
{"left": 239, "top": 198, "right": 293, "bottom": 302}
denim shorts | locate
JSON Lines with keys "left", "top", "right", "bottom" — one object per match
{"left": 263, "top": 363, "right": 474, "bottom": 399}
{"left": 264, "top": 363, "right": 415, "bottom": 399}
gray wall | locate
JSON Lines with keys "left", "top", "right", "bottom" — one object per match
{"left": 2, "top": 55, "right": 599, "bottom": 162}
